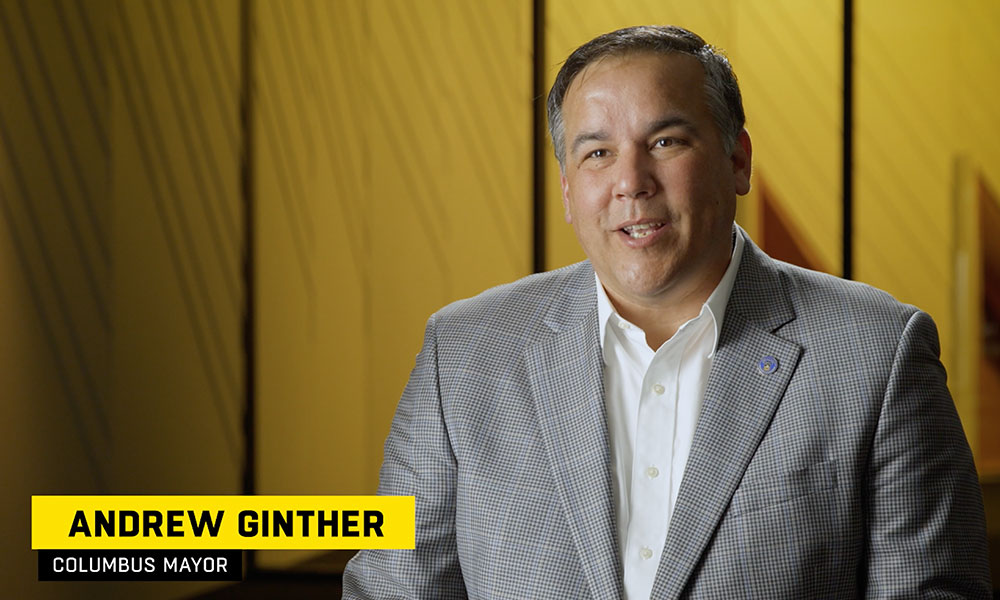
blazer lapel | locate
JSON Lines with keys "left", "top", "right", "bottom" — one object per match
{"left": 526, "top": 263, "right": 623, "bottom": 600}
{"left": 651, "top": 234, "right": 803, "bottom": 599}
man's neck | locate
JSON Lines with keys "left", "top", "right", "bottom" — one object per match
{"left": 604, "top": 232, "right": 737, "bottom": 350}
{"left": 607, "top": 265, "right": 726, "bottom": 350}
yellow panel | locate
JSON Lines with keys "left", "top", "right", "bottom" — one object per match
{"left": 255, "top": 0, "right": 368, "bottom": 492}
{"left": 734, "top": 0, "right": 841, "bottom": 273}
{"left": 256, "top": 0, "right": 372, "bottom": 569}
{"left": 956, "top": 0, "right": 1000, "bottom": 194}
{"left": 255, "top": 0, "right": 532, "bottom": 569}
{"left": 853, "top": 1, "right": 1000, "bottom": 448}
{"left": 855, "top": 1, "right": 958, "bottom": 396}
{"left": 365, "top": 0, "right": 533, "bottom": 478}
{"left": 110, "top": 0, "right": 244, "bottom": 493}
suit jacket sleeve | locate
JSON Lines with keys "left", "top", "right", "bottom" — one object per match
{"left": 342, "top": 314, "right": 468, "bottom": 599}
{"left": 864, "top": 310, "right": 991, "bottom": 598}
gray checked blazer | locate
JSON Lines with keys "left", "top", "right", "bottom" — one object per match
{"left": 343, "top": 228, "right": 991, "bottom": 599}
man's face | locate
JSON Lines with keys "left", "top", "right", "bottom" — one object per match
{"left": 560, "top": 52, "right": 751, "bottom": 309}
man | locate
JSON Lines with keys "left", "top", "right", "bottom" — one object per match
{"left": 344, "top": 25, "right": 991, "bottom": 598}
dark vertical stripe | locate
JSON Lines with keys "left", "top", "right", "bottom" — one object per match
{"left": 842, "top": 0, "right": 854, "bottom": 280}
{"left": 532, "top": 0, "right": 546, "bottom": 273}
{"left": 241, "top": 0, "right": 257, "bottom": 576}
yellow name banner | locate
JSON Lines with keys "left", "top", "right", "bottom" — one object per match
{"left": 32, "top": 496, "right": 414, "bottom": 550}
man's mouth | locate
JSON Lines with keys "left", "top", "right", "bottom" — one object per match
{"left": 621, "top": 222, "right": 665, "bottom": 239}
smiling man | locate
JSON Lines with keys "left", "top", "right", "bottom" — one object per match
{"left": 343, "top": 26, "right": 991, "bottom": 599}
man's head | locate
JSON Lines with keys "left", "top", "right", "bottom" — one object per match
{"left": 551, "top": 26, "right": 752, "bottom": 313}
{"left": 547, "top": 25, "right": 745, "bottom": 170}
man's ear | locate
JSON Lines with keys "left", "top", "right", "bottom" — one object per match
{"left": 560, "top": 172, "right": 573, "bottom": 224}
{"left": 731, "top": 129, "right": 752, "bottom": 196}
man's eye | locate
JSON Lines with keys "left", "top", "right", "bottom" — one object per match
{"left": 586, "top": 149, "right": 608, "bottom": 159}
{"left": 654, "top": 138, "right": 677, "bottom": 148}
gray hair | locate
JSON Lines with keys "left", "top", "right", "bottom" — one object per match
{"left": 546, "top": 25, "right": 745, "bottom": 169}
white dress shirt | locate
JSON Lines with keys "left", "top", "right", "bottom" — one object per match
{"left": 596, "top": 233, "right": 744, "bottom": 600}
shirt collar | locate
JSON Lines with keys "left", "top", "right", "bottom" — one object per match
{"left": 595, "top": 229, "right": 745, "bottom": 357}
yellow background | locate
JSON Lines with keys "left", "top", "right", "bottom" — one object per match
{"left": 3, "top": 0, "right": 999, "bottom": 597}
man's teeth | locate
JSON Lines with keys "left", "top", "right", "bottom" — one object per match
{"left": 623, "top": 222, "right": 663, "bottom": 238}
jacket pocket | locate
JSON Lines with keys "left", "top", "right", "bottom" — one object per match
{"left": 729, "top": 459, "right": 837, "bottom": 516}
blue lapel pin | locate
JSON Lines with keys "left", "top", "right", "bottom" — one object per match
{"left": 758, "top": 355, "right": 778, "bottom": 374}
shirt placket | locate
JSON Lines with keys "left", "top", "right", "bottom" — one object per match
{"left": 624, "top": 339, "right": 681, "bottom": 592}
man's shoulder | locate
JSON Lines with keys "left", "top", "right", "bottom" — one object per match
{"left": 430, "top": 260, "right": 592, "bottom": 337}
{"left": 763, "top": 256, "right": 923, "bottom": 338}
{"left": 733, "top": 231, "right": 920, "bottom": 331}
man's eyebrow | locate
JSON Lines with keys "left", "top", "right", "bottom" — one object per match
{"left": 645, "top": 116, "right": 697, "bottom": 137}
{"left": 570, "top": 130, "right": 608, "bottom": 156}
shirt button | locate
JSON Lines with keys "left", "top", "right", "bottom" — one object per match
{"left": 618, "top": 321, "right": 631, "bottom": 330}
{"left": 639, "top": 547, "right": 653, "bottom": 560}
{"left": 652, "top": 383, "right": 665, "bottom": 395}
{"left": 646, "top": 466, "right": 659, "bottom": 479}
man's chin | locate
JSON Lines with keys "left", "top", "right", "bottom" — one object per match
{"left": 601, "top": 271, "right": 680, "bottom": 304}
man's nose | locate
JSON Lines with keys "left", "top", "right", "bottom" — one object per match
{"left": 613, "top": 149, "right": 656, "bottom": 200}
